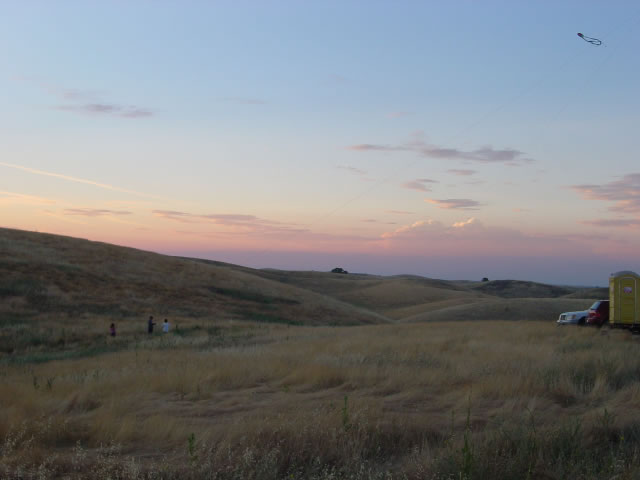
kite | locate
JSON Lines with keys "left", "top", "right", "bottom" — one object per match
{"left": 577, "top": 32, "right": 602, "bottom": 46}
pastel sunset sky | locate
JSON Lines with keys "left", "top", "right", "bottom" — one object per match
{"left": 2, "top": 1, "right": 640, "bottom": 285}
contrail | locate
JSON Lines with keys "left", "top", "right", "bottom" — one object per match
{"left": 0, "top": 161, "right": 161, "bottom": 200}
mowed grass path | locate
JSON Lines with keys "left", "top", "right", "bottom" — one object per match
{"left": 2, "top": 321, "right": 640, "bottom": 479}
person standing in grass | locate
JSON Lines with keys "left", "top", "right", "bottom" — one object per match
{"left": 148, "top": 315, "right": 155, "bottom": 334}
{"left": 162, "top": 318, "right": 170, "bottom": 333}
{"left": 110, "top": 323, "right": 116, "bottom": 337}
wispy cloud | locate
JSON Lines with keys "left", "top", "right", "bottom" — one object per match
{"left": 220, "top": 97, "right": 267, "bottom": 105}
{"left": 47, "top": 86, "right": 102, "bottom": 101}
{"left": 347, "top": 135, "right": 532, "bottom": 165}
{"left": 0, "top": 162, "right": 161, "bottom": 199}
{"left": 426, "top": 198, "right": 483, "bottom": 210}
{"left": 362, "top": 218, "right": 396, "bottom": 225}
{"left": 452, "top": 217, "right": 476, "bottom": 228}
{"left": 385, "top": 210, "right": 415, "bottom": 215}
{"left": 40, "top": 209, "right": 88, "bottom": 225}
{"left": 377, "top": 217, "right": 615, "bottom": 257}
{"left": 152, "top": 210, "right": 193, "bottom": 223}
{"left": 152, "top": 209, "right": 305, "bottom": 235}
{"left": 448, "top": 169, "right": 476, "bottom": 176}
{"left": 571, "top": 173, "right": 640, "bottom": 214}
{"left": 28, "top": 80, "right": 155, "bottom": 119}
{"left": 581, "top": 218, "right": 640, "bottom": 228}
{"left": 381, "top": 220, "right": 435, "bottom": 239}
{"left": 347, "top": 144, "right": 407, "bottom": 152}
{"left": 337, "top": 165, "right": 367, "bottom": 176}
{"left": 0, "top": 191, "right": 56, "bottom": 206}
{"left": 64, "top": 208, "right": 132, "bottom": 217}
{"left": 54, "top": 104, "right": 153, "bottom": 118}
{"left": 402, "top": 178, "right": 438, "bottom": 192}
{"left": 15, "top": 77, "right": 101, "bottom": 101}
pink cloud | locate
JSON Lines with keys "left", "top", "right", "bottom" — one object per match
{"left": 347, "top": 144, "right": 406, "bottom": 152}
{"left": 347, "top": 135, "right": 531, "bottom": 165}
{"left": 64, "top": 208, "right": 132, "bottom": 217}
{"left": 337, "top": 165, "right": 367, "bottom": 175}
{"left": 448, "top": 169, "right": 476, "bottom": 176}
{"left": 21, "top": 79, "right": 153, "bottom": 119}
{"left": 452, "top": 217, "right": 475, "bottom": 228}
{"left": 152, "top": 210, "right": 193, "bottom": 222}
{"left": 153, "top": 210, "right": 305, "bottom": 235}
{"left": 386, "top": 210, "right": 415, "bottom": 215}
{"left": 381, "top": 220, "right": 435, "bottom": 239}
{"left": 571, "top": 173, "right": 640, "bottom": 214}
{"left": 402, "top": 178, "right": 438, "bottom": 192}
{"left": 426, "top": 198, "right": 483, "bottom": 210}
{"left": 581, "top": 218, "right": 640, "bottom": 228}
{"left": 377, "top": 218, "right": 619, "bottom": 257}
{"left": 55, "top": 104, "right": 153, "bottom": 118}
{"left": 0, "top": 191, "right": 56, "bottom": 206}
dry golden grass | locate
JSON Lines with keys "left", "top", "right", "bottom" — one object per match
{"left": 2, "top": 321, "right": 640, "bottom": 479}
{"left": 401, "top": 297, "right": 596, "bottom": 323}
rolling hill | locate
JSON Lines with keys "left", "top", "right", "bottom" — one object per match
{"left": 0, "top": 228, "right": 388, "bottom": 328}
{"left": 0, "top": 227, "right": 602, "bottom": 330}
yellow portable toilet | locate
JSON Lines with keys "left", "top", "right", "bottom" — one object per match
{"left": 609, "top": 270, "right": 640, "bottom": 329}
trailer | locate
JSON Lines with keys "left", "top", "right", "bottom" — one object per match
{"left": 609, "top": 270, "right": 640, "bottom": 331}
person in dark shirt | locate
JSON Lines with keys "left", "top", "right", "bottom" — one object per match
{"left": 109, "top": 323, "right": 116, "bottom": 337}
{"left": 148, "top": 316, "right": 156, "bottom": 334}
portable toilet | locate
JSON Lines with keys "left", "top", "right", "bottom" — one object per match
{"left": 609, "top": 270, "right": 640, "bottom": 328}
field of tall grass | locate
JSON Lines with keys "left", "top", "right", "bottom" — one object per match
{"left": 2, "top": 320, "right": 640, "bottom": 479}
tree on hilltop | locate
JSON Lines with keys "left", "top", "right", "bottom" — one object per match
{"left": 331, "top": 267, "right": 348, "bottom": 274}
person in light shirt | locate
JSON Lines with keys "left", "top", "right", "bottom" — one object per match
{"left": 162, "top": 318, "right": 170, "bottom": 333}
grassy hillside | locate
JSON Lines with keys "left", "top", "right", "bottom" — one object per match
{"left": 563, "top": 287, "right": 610, "bottom": 299}
{"left": 0, "top": 228, "right": 393, "bottom": 362}
{"left": 232, "top": 269, "right": 487, "bottom": 320}
{"left": 1, "top": 228, "right": 605, "bottom": 335}
{"left": 0, "top": 228, "right": 390, "bottom": 325}
{"left": 193, "top": 261, "right": 602, "bottom": 322}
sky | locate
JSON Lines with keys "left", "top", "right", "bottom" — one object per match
{"left": 2, "top": 0, "right": 640, "bottom": 286}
